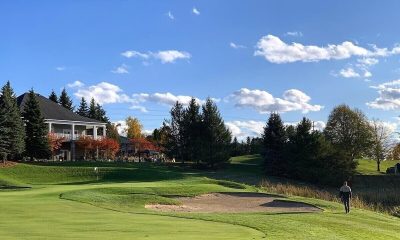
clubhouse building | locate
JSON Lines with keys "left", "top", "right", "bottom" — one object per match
{"left": 17, "top": 93, "right": 107, "bottom": 161}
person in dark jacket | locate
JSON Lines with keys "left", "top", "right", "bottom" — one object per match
{"left": 339, "top": 181, "right": 352, "bottom": 213}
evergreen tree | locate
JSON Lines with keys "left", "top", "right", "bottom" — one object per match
{"left": 246, "top": 136, "right": 251, "bottom": 154}
{"left": 59, "top": 88, "right": 74, "bottom": 111}
{"left": 199, "top": 98, "right": 232, "bottom": 168}
{"left": 23, "top": 90, "right": 50, "bottom": 160}
{"left": 231, "top": 137, "right": 240, "bottom": 156}
{"left": 182, "top": 98, "right": 202, "bottom": 163}
{"left": 0, "top": 106, "right": 10, "bottom": 163}
{"left": 76, "top": 97, "right": 89, "bottom": 117}
{"left": 48, "top": 90, "right": 58, "bottom": 104}
{"left": 0, "top": 81, "right": 25, "bottom": 160}
{"left": 262, "top": 113, "right": 287, "bottom": 176}
{"left": 168, "top": 101, "right": 185, "bottom": 162}
{"left": 88, "top": 98, "right": 97, "bottom": 119}
{"left": 106, "top": 123, "right": 120, "bottom": 143}
{"left": 95, "top": 103, "right": 109, "bottom": 123}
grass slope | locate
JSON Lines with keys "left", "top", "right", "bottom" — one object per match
{"left": 0, "top": 161, "right": 399, "bottom": 239}
{"left": 357, "top": 159, "right": 400, "bottom": 175}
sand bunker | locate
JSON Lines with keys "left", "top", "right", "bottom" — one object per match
{"left": 146, "top": 192, "right": 321, "bottom": 213}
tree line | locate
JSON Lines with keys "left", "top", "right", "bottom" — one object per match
{"left": 149, "top": 98, "right": 232, "bottom": 168}
{"left": 262, "top": 105, "right": 396, "bottom": 185}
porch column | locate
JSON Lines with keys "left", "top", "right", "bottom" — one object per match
{"left": 48, "top": 122, "right": 52, "bottom": 133}
{"left": 71, "top": 124, "right": 76, "bottom": 161}
{"left": 102, "top": 126, "right": 106, "bottom": 137}
{"left": 93, "top": 126, "right": 98, "bottom": 139}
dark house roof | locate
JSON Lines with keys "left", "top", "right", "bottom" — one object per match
{"left": 17, "top": 93, "right": 104, "bottom": 124}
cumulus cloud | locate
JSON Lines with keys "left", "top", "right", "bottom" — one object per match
{"left": 67, "top": 80, "right": 85, "bottom": 88}
{"left": 367, "top": 79, "right": 400, "bottom": 110}
{"left": 357, "top": 57, "right": 379, "bottom": 66}
{"left": 132, "top": 92, "right": 204, "bottom": 107}
{"left": 229, "top": 88, "right": 323, "bottom": 114}
{"left": 192, "top": 7, "right": 200, "bottom": 15}
{"left": 230, "top": 42, "right": 246, "bottom": 49}
{"left": 339, "top": 68, "right": 361, "bottom": 78}
{"left": 111, "top": 64, "right": 129, "bottom": 74}
{"left": 121, "top": 50, "right": 191, "bottom": 63}
{"left": 73, "top": 82, "right": 133, "bottom": 105}
{"left": 285, "top": 31, "right": 303, "bottom": 37}
{"left": 225, "top": 120, "right": 265, "bottom": 140}
{"left": 255, "top": 34, "right": 400, "bottom": 64}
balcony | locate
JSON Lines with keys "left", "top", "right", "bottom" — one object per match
{"left": 51, "top": 133, "right": 106, "bottom": 141}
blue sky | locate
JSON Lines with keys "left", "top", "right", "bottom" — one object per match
{"left": 2, "top": 0, "right": 400, "bottom": 139}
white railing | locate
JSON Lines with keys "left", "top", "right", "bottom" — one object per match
{"left": 51, "top": 133, "right": 106, "bottom": 141}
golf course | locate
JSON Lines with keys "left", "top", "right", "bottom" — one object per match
{"left": 1, "top": 158, "right": 399, "bottom": 240}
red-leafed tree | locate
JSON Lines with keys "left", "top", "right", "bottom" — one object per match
{"left": 48, "top": 133, "right": 64, "bottom": 159}
{"left": 98, "top": 137, "right": 120, "bottom": 160}
{"left": 130, "top": 137, "right": 159, "bottom": 162}
{"left": 76, "top": 136, "right": 97, "bottom": 160}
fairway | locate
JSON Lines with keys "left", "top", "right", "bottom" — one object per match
{"left": 1, "top": 163, "right": 400, "bottom": 240}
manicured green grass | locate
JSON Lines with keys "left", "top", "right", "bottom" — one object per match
{"left": 357, "top": 159, "right": 400, "bottom": 175}
{"left": 0, "top": 162, "right": 399, "bottom": 239}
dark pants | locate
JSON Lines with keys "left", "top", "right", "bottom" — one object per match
{"left": 342, "top": 197, "right": 350, "bottom": 213}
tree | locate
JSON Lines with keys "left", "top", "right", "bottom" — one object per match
{"left": 98, "top": 138, "right": 120, "bottom": 160}
{"left": 76, "top": 97, "right": 89, "bottom": 117}
{"left": 95, "top": 103, "right": 109, "bottom": 123}
{"left": 199, "top": 98, "right": 232, "bottom": 167}
{"left": 231, "top": 137, "right": 240, "bottom": 156}
{"left": 369, "top": 119, "right": 395, "bottom": 172}
{"left": 76, "top": 136, "right": 97, "bottom": 160}
{"left": 126, "top": 117, "right": 143, "bottom": 139}
{"left": 88, "top": 98, "right": 97, "bottom": 119}
{"left": 324, "top": 105, "right": 373, "bottom": 161}
{"left": 168, "top": 102, "right": 185, "bottom": 162}
{"left": 23, "top": 90, "right": 50, "bottom": 160}
{"left": 48, "top": 133, "right": 64, "bottom": 159}
{"left": 48, "top": 90, "right": 58, "bottom": 104}
{"left": 129, "top": 137, "right": 158, "bottom": 162}
{"left": 59, "top": 88, "right": 74, "bottom": 111}
{"left": 262, "top": 113, "right": 287, "bottom": 176}
{"left": 182, "top": 98, "right": 202, "bottom": 163}
{"left": 0, "top": 81, "right": 25, "bottom": 160}
{"left": 106, "top": 123, "right": 120, "bottom": 143}
{"left": 0, "top": 106, "right": 10, "bottom": 163}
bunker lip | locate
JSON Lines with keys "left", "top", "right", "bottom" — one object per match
{"left": 145, "top": 192, "right": 322, "bottom": 213}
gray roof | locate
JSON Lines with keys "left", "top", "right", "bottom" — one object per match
{"left": 17, "top": 93, "right": 104, "bottom": 124}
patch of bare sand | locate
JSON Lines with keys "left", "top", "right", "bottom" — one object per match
{"left": 0, "top": 161, "right": 17, "bottom": 168}
{"left": 146, "top": 192, "right": 321, "bottom": 213}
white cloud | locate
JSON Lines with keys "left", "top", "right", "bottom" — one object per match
{"left": 255, "top": 34, "right": 400, "bottom": 64}
{"left": 73, "top": 82, "right": 133, "bottom": 105}
{"left": 230, "top": 88, "right": 323, "bottom": 114}
{"left": 154, "top": 50, "right": 191, "bottom": 63}
{"left": 132, "top": 92, "right": 204, "bottom": 107}
{"left": 229, "top": 42, "right": 246, "bottom": 49}
{"left": 56, "top": 66, "right": 66, "bottom": 71}
{"left": 67, "top": 80, "right": 84, "bottom": 88}
{"left": 121, "top": 50, "right": 191, "bottom": 63}
{"left": 285, "top": 31, "right": 303, "bottom": 37}
{"left": 364, "top": 70, "right": 372, "bottom": 78}
{"left": 339, "top": 68, "right": 361, "bottom": 78}
{"left": 357, "top": 57, "right": 379, "bottom": 66}
{"left": 192, "top": 7, "right": 200, "bottom": 15}
{"left": 225, "top": 120, "right": 265, "bottom": 140}
{"left": 367, "top": 79, "right": 400, "bottom": 110}
{"left": 111, "top": 64, "right": 129, "bottom": 74}
{"left": 167, "top": 11, "right": 174, "bottom": 20}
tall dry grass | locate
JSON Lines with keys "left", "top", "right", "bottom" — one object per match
{"left": 260, "top": 178, "right": 400, "bottom": 216}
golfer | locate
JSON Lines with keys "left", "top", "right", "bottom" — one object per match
{"left": 339, "top": 181, "right": 352, "bottom": 213}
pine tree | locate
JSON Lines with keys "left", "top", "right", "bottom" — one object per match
{"left": 262, "top": 113, "right": 287, "bottom": 176}
{"left": 59, "top": 88, "right": 74, "bottom": 111}
{"left": 76, "top": 97, "right": 89, "bottom": 117}
{"left": 48, "top": 90, "right": 58, "bottom": 104}
{"left": 88, "top": 98, "right": 97, "bottom": 119}
{"left": 200, "top": 98, "right": 232, "bottom": 168}
{"left": 95, "top": 103, "right": 109, "bottom": 123}
{"left": 0, "top": 81, "right": 25, "bottom": 160}
{"left": 23, "top": 90, "right": 50, "bottom": 160}
{"left": 0, "top": 106, "right": 10, "bottom": 163}
{"left": 182, "top": 98, "right": 202, "bottom": 163}
{"left": 168, "top": 101, "right": 185, "bottom": 162}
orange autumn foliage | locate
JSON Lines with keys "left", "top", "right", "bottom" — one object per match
{"left": 48, "top": 133, "right": 64, "bottom": 156}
